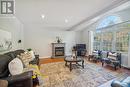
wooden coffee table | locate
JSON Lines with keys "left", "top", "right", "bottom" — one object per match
{"left": 64, "top": 56, "right": 84, "bottom": 71}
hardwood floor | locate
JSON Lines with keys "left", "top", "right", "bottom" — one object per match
{"left": 39, "top": 58, "right": 64, "bottom": 65}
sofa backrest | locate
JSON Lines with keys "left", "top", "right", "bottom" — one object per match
{"left": 14, "top": 49, "right": 25, "bottom": 56}
{"left": 4, "top": 50, "right": 25, "bottom": 59}
{"left": 4, "top": 51, "right": 17, "bottom": 60}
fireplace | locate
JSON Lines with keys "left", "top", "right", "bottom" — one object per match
{"left": 55, "top": 47, "right": 64, "bottom": 56}
{"left": 52, "top": 43, "right": 65, "bottom": 58}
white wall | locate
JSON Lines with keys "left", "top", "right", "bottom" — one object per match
{"left": 0, "top": 17, "right": 24, "bottom": 54}
{"left": 24, "top": 25, "right": 82, "bottom": 58}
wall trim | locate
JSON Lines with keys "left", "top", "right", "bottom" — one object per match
{"left": 39, "top": 56, "right": 51, "bottom": 59}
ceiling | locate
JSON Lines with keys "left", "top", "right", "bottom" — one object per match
{"left": 15, "top": 0, "right": 129, "bottom": 30}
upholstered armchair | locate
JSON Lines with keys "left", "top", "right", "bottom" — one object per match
{"left": 101, "top": 52, "right": 121, "bottom": 70}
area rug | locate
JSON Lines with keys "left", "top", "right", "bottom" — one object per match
{"left": 40, "top": 61, "right": 129, "bottom": 87}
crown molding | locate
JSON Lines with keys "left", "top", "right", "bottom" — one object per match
{"left": 67, "top": 0, "right": 130, "bottom": 31}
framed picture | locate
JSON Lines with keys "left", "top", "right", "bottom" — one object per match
{"left": 0, "top": 29, "right": 12, "bottom": 52}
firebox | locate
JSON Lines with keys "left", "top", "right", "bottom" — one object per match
{"left": 55, "top": 47, "right": 64, "bottom": 56}
{"left": 52, "top": 43, "right": 65, "bottom": 58}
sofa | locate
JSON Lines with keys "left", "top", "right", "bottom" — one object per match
{"left": 101, "top": 52, "right": 121, "bottom": 70}
{"left": 111, "top": 77, "right": 130, "bottom": 87}
{"left": 0, "top": 49, "right": 39, "bottom": 87}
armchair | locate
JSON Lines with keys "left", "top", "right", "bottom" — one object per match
{"left": 101, "top": 52, "right": 121, "bottom": 70}
{"left": 76, "top": 44, "right": 87, "bottom": 57}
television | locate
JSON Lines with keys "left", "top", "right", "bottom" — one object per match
{"left": 76, "top": 44, "right": 86, "bottom": 50}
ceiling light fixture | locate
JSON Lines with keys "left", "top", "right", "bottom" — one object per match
{"left": 65, "top": 19, "right": 68, "bottom": 23}
{"left": 41, "top": 15, "right": 45, "bottom": 19}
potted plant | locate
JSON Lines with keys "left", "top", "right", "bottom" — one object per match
{"left": 27, "top": 48, "right": 32, "bottom": 51}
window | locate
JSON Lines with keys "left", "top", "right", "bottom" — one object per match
{"left": 93, "top": 16, "right": 130, "bottom": 52}
{"left": 97, "top": 16, "right": 121, "bottom": 29}
{"left": 116, "top": 29, "right": 129, "bottom": 52}
{"left": 102, "top": 32, "right": 113, "bottom": 51}
{"left": 93, "top": 33, "right": 101, "bottom": 50}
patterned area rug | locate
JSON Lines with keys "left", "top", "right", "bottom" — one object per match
{"left": 40, "top": 61, "right": 128, "bottom": 87}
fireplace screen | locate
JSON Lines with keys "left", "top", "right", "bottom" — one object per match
{"left": 55, "top": 47, "right": 64, "bottom": 56}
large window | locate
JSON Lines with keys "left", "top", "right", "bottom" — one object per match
{"left": 102, "top": 32, "right": 113, "bottom": 51}
{"left": 93, "top": 16, "right": 130, "bottom": 52}
{"left": 93, "top": 33, "right": 101, "bottom": 50}
{"left": 97, "top": 16, "right": 121, "bottom": 29}
{"left": 116, "top": 29, "right": 129, "bottom": 52}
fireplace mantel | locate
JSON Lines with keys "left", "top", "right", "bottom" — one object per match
{"left": 51, "top": 43, "right": 65, "bottom": 58}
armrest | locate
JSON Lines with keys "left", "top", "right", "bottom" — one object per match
{"left": 111, "top": 81, "right": 128, "bottom": 87}
{"left": 2, "top": 71, "right": 33, "bottom": 84}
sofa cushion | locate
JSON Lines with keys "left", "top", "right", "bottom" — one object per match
{"left": 8, "top": 58, "right": 23, "bottom": 75}
{"left": 0, "top": 55, "right": 11, "bottom": 78}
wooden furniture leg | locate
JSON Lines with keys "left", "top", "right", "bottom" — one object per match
{"left": 70, "top": 62, "right": 72, "bottom": 71}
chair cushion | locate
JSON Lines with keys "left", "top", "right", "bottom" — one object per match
{"left": 8, "top": 58, "right": 23, "bottom": 75}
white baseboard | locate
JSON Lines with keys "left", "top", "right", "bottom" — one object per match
{"left": 121, "top": 64, "right": 130, "bottom": 69}
{"left": 39, "top": 56, "right": 51, "bottom": 59}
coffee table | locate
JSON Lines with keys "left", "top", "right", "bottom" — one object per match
{"left": 64, "top": 56, "right": 84, "bottom": 71}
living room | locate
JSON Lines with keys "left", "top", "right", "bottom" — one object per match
{"left": 0, "top": 0, "right": 130, "bottom": 87}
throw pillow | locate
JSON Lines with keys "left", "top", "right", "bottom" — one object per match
{"left": 19, "top": 52, "right": 31, "bottom": 67}
{"left": 92, "top": 50, "right": 98, "bottom": 56}
{"left": 17, "top": 55, "right": 26, "bottom": 68}
{"left": 108, "top": 52, "right": 117, "bottom": 60}
{"left": 28, "top": 51, "right": 35, "bottom": 60}
{"left": 8, "top": 58, "right": 23, "bottom": 75}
